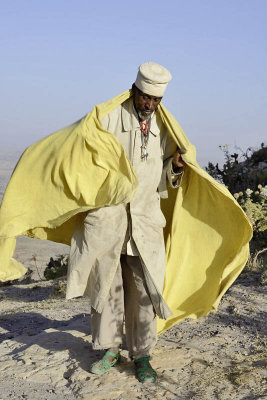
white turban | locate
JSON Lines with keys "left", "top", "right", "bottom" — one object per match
{"left": 134, "top": 62, "right": 172, "bottom": 97}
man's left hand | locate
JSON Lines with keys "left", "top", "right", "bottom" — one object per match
{"left": 172, "top": 148, "right": 187, "bottom": 169}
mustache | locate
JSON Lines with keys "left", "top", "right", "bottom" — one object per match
{"left": 138, "top": 110, "right": 152, "bottom": 120}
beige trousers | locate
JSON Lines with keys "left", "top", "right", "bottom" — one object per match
{"left": 91, "top": 254, "right": 157, "bottom": 359}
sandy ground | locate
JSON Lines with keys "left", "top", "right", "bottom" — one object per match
{"left": 0, "top": 154, "right": 266, "bottom": 400}
{"left": 0, "top": 258, "right": 266, "bottom": 400}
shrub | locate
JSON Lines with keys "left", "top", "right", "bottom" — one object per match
{"left": 206, "top": 144, "right": 267, "bottom": 273}
{"left": 205, "top": 143, "right": 266, "bottom": 194}
{"left": 234, "top": 186, "right": 267, "bottom": 237}
{"left": 44, "top": 255, "right": 69, "bottom": 280}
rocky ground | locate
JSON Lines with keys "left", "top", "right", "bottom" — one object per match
{"left": 0, "top": 268, "right": 266, "bottom": 400}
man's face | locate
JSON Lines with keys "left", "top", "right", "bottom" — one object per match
{"left": 133, "top": 86, "right": 162, "bottom": 120}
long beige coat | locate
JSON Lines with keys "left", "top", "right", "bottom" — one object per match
{"left": 66, "top": 98, "right": 183, "bottom": 319}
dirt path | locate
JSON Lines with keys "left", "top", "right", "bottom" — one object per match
{"left": 0, "top": 271, "right": 266, "bottom": 400}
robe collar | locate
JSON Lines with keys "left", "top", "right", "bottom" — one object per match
{"left": 121, "top": 98, "right": 161, "bottom": 136}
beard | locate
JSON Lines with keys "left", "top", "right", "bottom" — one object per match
{"left": 138, "top": 110, "right": 152, "bottom": 121}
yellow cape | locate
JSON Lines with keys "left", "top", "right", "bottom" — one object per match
{"left": 0, "top": 90, "right": 252, "bottom": 334}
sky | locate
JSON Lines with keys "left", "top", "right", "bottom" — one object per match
{"left": 0, "top": 0, "right": 266, "bottom": 167}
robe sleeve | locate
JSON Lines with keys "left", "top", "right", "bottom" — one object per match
{"left": 158, "top": 129, "right": 184, "bottom": 198}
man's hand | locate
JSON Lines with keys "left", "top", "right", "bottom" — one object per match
{"left": 172, "top": 148, "right": 187, "bottom": 170}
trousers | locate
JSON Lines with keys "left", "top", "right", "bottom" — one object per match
{"left": 91, "top": 254, "right": 157, "bottom": 359}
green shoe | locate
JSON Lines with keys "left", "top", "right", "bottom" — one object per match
{"left": 134, "top": 356, "right": 157, "bottom": 383}
{"left": 89, "top": 350, "right": 120, "bottom": 375}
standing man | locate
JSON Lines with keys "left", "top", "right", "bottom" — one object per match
{"left": 0, "top": 61, "right": 252, "bottom": 385}
{"left": 66, "top": 62, "right": 186, "bottom": 383}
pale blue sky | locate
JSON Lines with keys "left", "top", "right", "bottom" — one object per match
{"left": 0, "top": 0, "right": 266, "bottom": 166}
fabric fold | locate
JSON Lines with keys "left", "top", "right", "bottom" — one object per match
{"left": 0, "top": 89, "right": 252, "bottom": 333}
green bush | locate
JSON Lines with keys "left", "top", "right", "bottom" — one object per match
{"left": 206, "top": 144, "right": 267, "bottom": 272}
{"left": 205, "top": 143, "right": 266, "bottom": 194}
{"left": 44, "top": 255, "right": 69, "bottom": 280}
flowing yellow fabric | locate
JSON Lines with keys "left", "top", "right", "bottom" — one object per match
{"left": 0, "top": 90, "right": 252, "bottom": 334}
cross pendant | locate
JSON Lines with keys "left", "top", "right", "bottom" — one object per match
{"left": 141, "top": 145, "right": 148, "bottom": 161}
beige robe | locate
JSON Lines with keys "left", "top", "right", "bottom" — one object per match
{"left": 66, "top": 98, "right": 183, "bottom": 319}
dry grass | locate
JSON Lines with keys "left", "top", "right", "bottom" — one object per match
{"left": 245, "top": 247, "right": 267, "bottom": 272}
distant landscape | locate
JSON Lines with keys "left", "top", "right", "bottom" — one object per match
{"left": 0, "top": 150, "right": 69, "bottom": 281}
{"left": 0, "top": 151, "right": 20, "bottom": 201}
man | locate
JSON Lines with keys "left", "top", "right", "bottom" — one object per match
{"left": 66, "top": 62, "right": 186, "bottom": 382}
{"left": 0, "top": 61, "right": 252, "bottom": 386}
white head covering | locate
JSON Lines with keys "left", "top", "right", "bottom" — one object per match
{"left": 134, "top": 62, "right": 172, "bottom": 97}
